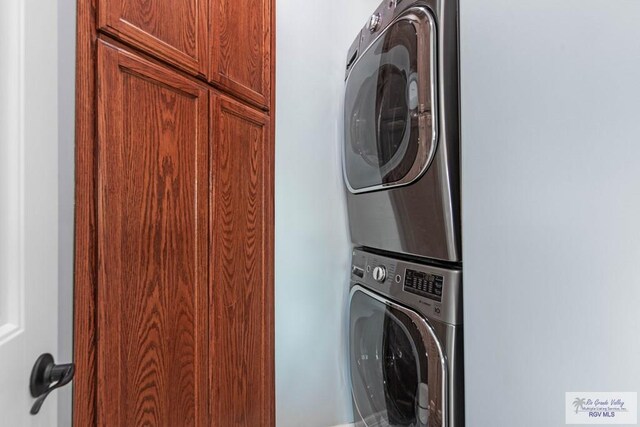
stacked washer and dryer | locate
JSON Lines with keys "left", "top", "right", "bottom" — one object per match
{"left": 343, "top": 0, "right": 463, "bottom": 426}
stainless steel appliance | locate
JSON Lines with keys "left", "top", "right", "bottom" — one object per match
{"left": 343, "top": 0, "right": 460, "bottom": 263}
{"left": 349, "top": 248, "right": 463, "bottom": 427}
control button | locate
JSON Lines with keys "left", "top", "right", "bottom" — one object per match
{"left": 395, "top": 274, "right": 401, "bottom": 283}
{"left": 352, "top": 266, "right": 364, "bottom": 278}
{"left": 372, "top": 266, "right": 387, "bottom": 283}
{"left": 368, "top": 13, "right": 381, "bottom": 33}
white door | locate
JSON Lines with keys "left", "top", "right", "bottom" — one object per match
{"left": 0, "top": 0, "right": 70, "bottom": 425}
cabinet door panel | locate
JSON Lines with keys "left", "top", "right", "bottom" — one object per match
{"left": 96, "top": 41, "right": 209, "bottom": 427}
{"left": 210, "top": 92, "right": 274, "bottom": 426}
{"left": 209, "top": 0, "right": 272, "bottom": 108}
{"left": 98, "top": 0, "right": 208, "bottom": 75}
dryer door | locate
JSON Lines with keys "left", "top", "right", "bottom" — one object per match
{"left": 349, "top": 286, "right": 446, "bottom": 427}
{"left": 344, "top": 7, "right": 437, "bottom": 193}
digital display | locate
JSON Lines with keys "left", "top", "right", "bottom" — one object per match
{"left": 403, "top": 269, "right": 443, "bottom": 302}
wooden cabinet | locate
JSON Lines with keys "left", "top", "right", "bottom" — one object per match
{"left": 76, "top": 0, "right": 274, "bottom": 425}
{"left": 97, "top": 0, "right": 209, "bottom": 75}
{"left": 209, "top": 92, "right": 274, "bottom": 425}
{"left": 209, "top": 0, "right": 273, "bottom": 108}
{"left": 96, "top": 0, "right": 273, "bottom": 109}
{"left": 95, "top": 40, "right": 209, "bottom": 426}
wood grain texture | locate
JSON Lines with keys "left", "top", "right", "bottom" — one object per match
{"left": 76, "top": 0, "right": 275, "bottom": 423}
{"left": 96, "top": 41, "right": 209, "bottom": 426}
{"left": 98, "top": 0, "right": 208, "bottom": 76}
{"left": 74, "top": 0, "right": 98, "bottom": 424}
{"left": 209, "top": 92, "right": 274, "bottom": 426}
{"left": 209, "top": 0, "right": 272, "bottom": 109}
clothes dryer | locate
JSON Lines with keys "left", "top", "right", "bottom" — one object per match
{"left": 344, "top": 0, "right": 460, "bottom": 262}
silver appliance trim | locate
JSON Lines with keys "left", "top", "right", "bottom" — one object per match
{"left": 343, "top": 6, "right": 439, "bottom": 194}
{"left": 350, "top": 284, "right": 449, "bottom": 427}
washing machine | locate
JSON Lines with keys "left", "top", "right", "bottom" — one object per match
{"left": 349, "top": 248, "right": 463, "bottom": 427}
{"left": 343, "top": 0, "right": 460, "bottom": 263}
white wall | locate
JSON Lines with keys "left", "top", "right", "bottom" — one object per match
{"left": 275, "top": 1, "right": 379, "bottom": 426}
{"left": 460, "top": 1, "right": 640, "bottom": 426}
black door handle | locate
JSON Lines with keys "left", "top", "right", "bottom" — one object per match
{"left": 29, "top": 353, "right": 75, "bottom": 415}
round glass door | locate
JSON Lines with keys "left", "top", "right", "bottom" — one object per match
{"left": 344, "top": 7, "right": 437, "bottom": 193}
{"left": 349, "top": 287, "right": 445, "bottom": 427}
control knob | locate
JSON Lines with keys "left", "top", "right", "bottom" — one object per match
{"left": 372, "top": 266, "right": 387, "bottom": 283}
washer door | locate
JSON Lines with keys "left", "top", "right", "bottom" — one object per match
{"left": 350, "top": 286, "right": 446, "bottom": 427}
{"left": 343, "top": 7, "right": 437, "bottom": 193}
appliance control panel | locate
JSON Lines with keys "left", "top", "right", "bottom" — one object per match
{"left": 350, "top": 248, "right": 462, "bottom": 325}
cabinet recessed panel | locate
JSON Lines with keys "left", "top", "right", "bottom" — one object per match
{"left": 96, "top": 41, "right": 208, "bottom": 427}
{"left": 210, "top": 0, "right": 272, "bottom": 108}
{"left": 98, "top": 0, "right": 208, "bottom": 75}
{"left": 210, "top": 92, "right": 274, "bottom": 425}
